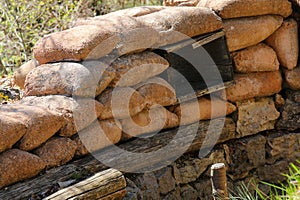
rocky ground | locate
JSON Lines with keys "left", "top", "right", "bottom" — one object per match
{"left": 0, "top": 75, "right": 22, "bottom": 104}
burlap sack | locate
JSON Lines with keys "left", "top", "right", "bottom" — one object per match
{"left": 232, "top": 43, "right": 279, "bottom": 73}
{"left": 265, "top": 18, "right": 299, "bottom": 69}
{"left": 110, "top": 51, "right": 169, "bottom": 87}
{"left": 97, "top": 87, "right": 147, "bottom": 120}
{"left": 197, "top": 0, "right": 292, "bottom": 19}
{"left": 0, "top": 149, "right": 46, "bottom": 189}
{"left": 121, "top": 106, "right": 179, "bottom": 138}
{"left": 223, "top": 15, "right": 283, "bottom": 52}
{"left": 174, "top": 97, "right": 236, "bottom": 125}
{"left": 135, "top": 77, "right": 177, "bottom": 107}
{"left": 77, "top": 119, "right": 122, "bottom": 153}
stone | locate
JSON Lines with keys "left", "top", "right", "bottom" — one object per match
{"left": 33, "top": 25, "right": 119, "bottom": 64}
{"left": 258, "top": 161, "right": 289, "bottom": 183}
{"left": 155, "top": 167, "right": 176, "bottom": 195}
{"left": 236, "top": 98, "right": 280, "bottom": 137}
{"left": 20, "top": 95, "right": 103, "bottom": 137}
{"left": 13, "top": 59, "right": 38, "bottom": 89}
{"left": 224, "top": 71, "right": 282, "bottom": 102}
{"left": 164, "top": 0, "right": 198, "bottom": 6}
{"left": 138, "top": 7, "right": 222, "bottom": 46}
{"left": 73, "top": 136, "right": 89, "bottom": 157}
{"left": 223, "top": 15, "right": 283, "bottom": 52}
{"left": 121, "top": 106, "right": 179, "bottom": 138}
{"left": 174, "top": 97, "right": 236, "bottom": 125}
{"left": 78, "top": 119, "right": 122, "bottom": 153}
{"left": 194, "top": 178, "right": 212, "bottom": 200}
{"left": 265, "top": 132, "right": 299, "bottom": 164}
{"left": 110, "top": 52, "right": 169, "bottom": 87}
{"left": 135, "top": 77, "right": 177, "bottom": 107}
{"left": 232, "top": 43, "right": 279, "bottom": 73}
{"left": 197, "top": 0, "right": 292, "bottom": 19}
{"left": 163, "top": 187, "right": 181, "bottom": 200}
{"left": 105, "top": 6, "right": 165, "bottom": 17}
{"left": 0, "top": 115, "right": 26, "bottom": 153}
{"left": 225, "top": 135, "right": 266, "bottom": 180}
{"left": 276, "top": 97, "right": 300, "bottom": 131}
{"left": 25, "top": 61, "right": 115, "bottom": 97}
{"left": 274, "top": 94, "right": 285, "bottom": 110}
{"left": 35, "top": 137, "right": 77, "bottom": 168}
{"left": 123, "top": 178, "right": 142, "bottom": 200}
{"left": 96, "top": 87, "right": 146, "bottom": 120}
{"left": 180, "top": 184, "right": 198, "bottom": 200}
{"left": 284, "top": 67, "right": 300, "bottom": 90}
{"left": 74, "top": 16, "right": 160, "bottom": 56}
{"left": 0, "top": 104, "right": 64, "bottom": 151}
{"left": 133, "top": 172, "right": 160, "bottom": 200}
{"left": 266, "top": 18, "right": 298, "bottom": 69}
{"left": 0, "top": 149, "right": 46, "bottom": 189}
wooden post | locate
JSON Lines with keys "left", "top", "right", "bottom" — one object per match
{"left": 211, "top": 163, "right": 228, "bottom": 200}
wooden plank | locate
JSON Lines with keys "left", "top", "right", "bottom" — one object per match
{"left": 0, "top": 118, "right": 236, "bottom": 199}
{"left": 45, "top": 169, "right": 126, "bottom": 200}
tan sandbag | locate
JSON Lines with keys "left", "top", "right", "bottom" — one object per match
{"left": 97, "top": 87, "right": 147, "bottom": 120}
{"left": 0, "top": 104, "right": 64, "bottom": 151}
{"left": 197, "top": 0, "right": 292, "bottom": 19}
{"left": 174, "top": 97, "right": 236, "bottom": 125}
{"left": 265, "top": 18, "right": 299, "bottom": 69}
{"left": 137, "top": 7, "right": 222, "bottom": 46}
{"left": 105, "top": 6, "right": 166, "bottom": 17}
{"left": 135, "top": 77, "right": 177, "bottom": 107}
{"left": 284, "top": 67, "right": 300, "bottom": 90}
{"left": 232, "top": 43, "right": 279, "bottom": 73}
{"left": 0, "top": 149, "right": 46, "bottom": 189}
{"left": 35, "top": 137, "right": 77, "bottom": 168}
{"left": 224, "top": 71, "right": 282, "bottom": 102}
{"left": 13, "top": 59, "right": 38, "bottom": 89}
{"left": 121, "top": 106, "right": 179, "bottom": 138}
{"left": 20, "top": 95, "right": 103, "bottom": 137}
{"left": 164, "top": 0, "right": 199, "bottom": 6}
{"left": 77, "top": 119, "right": 122, "bottom": 153}
{"left": 223, "top": 15, "right": 283, "bottom": 52}
{"left": 110, "top": 51, "right": 169, "bottom": 87}
{"left": 74, "top": 16, "right": 160, "bottom": 56}
{"left": 0, "top": 115, "right": 26, "bottom": 153}
{"left": 25, "top": 62, "right": 115, "bottom": 97}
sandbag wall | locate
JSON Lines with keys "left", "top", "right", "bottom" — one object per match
{"left": 0, "top": 0, "right": 299, "bottom": 198}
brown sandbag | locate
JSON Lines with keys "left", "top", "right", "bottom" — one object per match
{"left": 223, "top": 15, "right": 283, "bottom": 52}
{"left": 13, "top": 59, "right": 38, "bottom": 89}
{"left": 35, "top": 137, "right": 77, "bottom": 168}
{"left": 110, "top": 52, "right": 169, "bottom": 87}
{"left": 0, "top": 149, "right": 46, "bottom": 189}
{"left": 135, "top": 77, "right": 177, "bottom": 107}
{"left": 121, "top": 106, "right": 179, "bottom": 138}
{"left": 265, "top": 18, "right": 299, "bottom": 69}
{"left": 232, "top": 43, "right": 279, "bottom": 73}
{"left": 197, "top": 0, "right": 292, "bottom": 19}
{"left": 25, "top": 62, "right": 115, "bottom": 97}
{"left": 174, "top": 97, "right": 236, "bottom": 125}
{"left": 77, "top": 119, "right": 122, "bottom": 154}
{"left": 97, "top": 87, "right": 147, "bottom": 120}
{"left": 20, "top": 95, "right": 104, "bottom": 137}
{"left": 137, "top": 7, "right": 222, "bottom": 46}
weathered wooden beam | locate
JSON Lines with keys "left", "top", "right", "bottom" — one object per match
{"left": 44, "top": 168, "right": 126, "bottom": 200}
{"left": 0, "top": 118, "right": 236, "bottom": 199}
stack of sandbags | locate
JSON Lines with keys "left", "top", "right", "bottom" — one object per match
{"left": 1, "top": 6, "right": 239, "bottom": 189}
{"left": 198, "top": 0, "right": 297, "bottom": 136}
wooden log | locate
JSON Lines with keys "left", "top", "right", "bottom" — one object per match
{"left": 0, "top": 118, "right": 236, "bottom": 199}
{"left": 44, "top": 168, "right": 126, "bottom": 200}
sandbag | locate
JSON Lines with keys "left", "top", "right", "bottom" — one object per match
{"left": 197, "top": 0, "right": 292, "bottom": 19}
{"left": 97, "top": 87, "right": 147, "bottom": 120}
{"left": 110, "top": 51, "right": 169, "bottom": 87}
{"left": 232, "top": 43, "right": 279, "bottom": 73}
{"left": 135, "top": 77, "right": 177, "bottom": 107}
{"left": 0, "top": 149, "right": 46, "bottom": 189}
{"left": 121, "top": 106, "right": 179, "bottom": 138}
{"left": 25, "top": 62, "right": 115, "bottom": 97}
{"left": 265, "top": 18, "right": 299, "bottom": 69}
{"left": 174, "top": 97, "right": 236, "bottom": 125}
{"left": 223, "top": 15, "right": 283, "bottom": 52}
